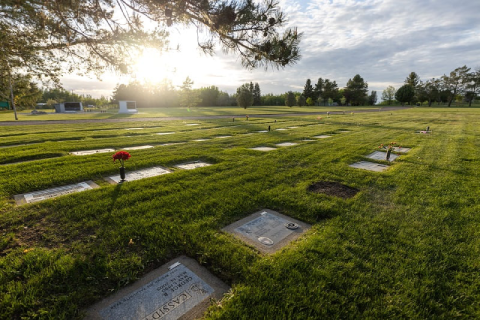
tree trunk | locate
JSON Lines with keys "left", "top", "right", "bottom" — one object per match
{"left": 7, "top": 71, "right": 18, "bottom": 121}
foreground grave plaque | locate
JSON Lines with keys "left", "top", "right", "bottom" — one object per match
{"left": 287, "top": 126, "right": 298, "bottom": 129}
{"left": 394, "top": 147, "right": 411, "bottom": 153}
{"left": 215, "top": 135, "right": 232, "bottom": 139}
{"left": 223, "top": 209, "right": 311, "bottom": 254}
{"left": 14, "top": 181, "right": 99, "bottom": 205}
{"left": 275, "top": 128, "right": 287, "bottom": 131}
{"left": 192, "top": 139, "right": 210, "bottom": 142}
{"left": 175, "top": 161, "right": 212, "bottom": 170}
{"left": 86, "top": 256, "right": 229, "bottom": 320}
{"left": 313, "top": 135, "right": 332, "bottom": 139}
{"left": 70, "top": 148, "right": 115, "bottom": 156}
{"left": 157, "top": 132, "right": 175, "bottom": 135}
{"left": 349, "top": 161, "right": 389, "bottom": 172}
{"left": 366, "top": 151, "right": 398, "bottom": 162}
{"left": 250, "top": 147, "right": 276, "bottom": 152}
{"left": 105, "top": 167, "right": 171, "bottom": 184}
{"left": 276, "top": 142, "right": 298, "bottom": 147}
{"left": 186, "top": 123, "right": 199, "bottom": 126}
{"left": 256, "top": 130, "right": 268, "bottom": 133}
{"left": 123, "top": 145, "right": 154, "bottom": 151}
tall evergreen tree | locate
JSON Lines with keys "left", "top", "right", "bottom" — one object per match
{"left": 405, "top": 72, "right": 421, "bottom": 87}
{"left": 344, "top": 74, "right": 368, "bottom": 106}
{"left": 368, "top": 91, "right": 378, "bottom": 105}
{"left": 253, "top": 83, "right": 262, "bottom": 106}
{"left": 303, "top": 79, "right": 314, "bottom": 100}
{"left": 314, "top": 78, "right": 324, "bottom": 101}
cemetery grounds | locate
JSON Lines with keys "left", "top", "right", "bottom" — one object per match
{"left": 1, "top": 107, "right": 480, "bottom": 318}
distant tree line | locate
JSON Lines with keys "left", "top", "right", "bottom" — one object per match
{"left": 382, "top": 66, "right": 480, "bottom": 107}
{"left": 292, "top": 75, "right": 375, "bottom": 106}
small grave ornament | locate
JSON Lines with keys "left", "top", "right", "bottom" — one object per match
{"left": 379, "top": 142, "right": 398, "bottom": 161}
{"left": 112, "top": 151, "right": 131, "bottom": 182}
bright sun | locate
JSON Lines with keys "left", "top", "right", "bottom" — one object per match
{"left": 134, "top": 48, "right": 177, "bottom": 83}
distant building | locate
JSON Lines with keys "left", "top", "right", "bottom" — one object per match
{"left": 118, "top": 101, "right": 138, "bottom": 114}
{"left": 54, "top": 102, "right": 83, "bottom": 113}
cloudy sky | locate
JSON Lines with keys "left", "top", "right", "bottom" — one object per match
{"left": 61, "top": 0, "right": 480, "bottom": 99}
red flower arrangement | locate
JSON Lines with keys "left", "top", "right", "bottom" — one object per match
{"left": 113, "top": 151, "right": 131, "bottom": 168}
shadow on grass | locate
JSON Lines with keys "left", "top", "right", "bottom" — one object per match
{"left": 108, "top": 182, "right": 124, "bottom": 212}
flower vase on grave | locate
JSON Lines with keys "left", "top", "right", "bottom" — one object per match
{"left": 386, "top": 149, "right": 391, "bottom": 161}
{"left": 119, "top": 167, "right": 126, "bottom": 181}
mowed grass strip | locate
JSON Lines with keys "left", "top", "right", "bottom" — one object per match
{"left": 1, "top": 108, "right": 480, "bottom": 319}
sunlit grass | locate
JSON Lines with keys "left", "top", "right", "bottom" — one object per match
{"left": 1, "top": 108, "right": 480, "bottom": 318}
{"left": 0, "top": 105, "right": 380, "bottom": 121}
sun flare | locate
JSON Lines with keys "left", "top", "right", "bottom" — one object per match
{"left": 133, "top": 48, "right": 177, "bottom": 83}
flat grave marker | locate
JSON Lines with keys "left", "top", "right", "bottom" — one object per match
{"left": 275, "top": 128, "right": 287, "bottom": 131}
{"left": 14, "top": 181, "right": 99, "bottom": 205}
{"left": 126, "top": 128, "right": 144, "bottom": 130}
{"left": 156, "top": 132, "right": 176, "bottom": 135}
{"left": 276, "top": 142, "right": 298, "bottom": 147}
{"left": 123, "top": 145, "right": 154, "bottom": 151}
{"left": 192, "top": 139, "right": 210, "bottom": 142}
{"left": 215, "top": 135, "right": 232, "bottom": 139}
{"left": 70, "top": 148, "right": 115, "bottom": 156}
{"left": 223, "top": 209, "right": 311, "bottom": 254}
{"left": 160, "top": 142, "right": 186, "bottom": 146}
{"left": 0, "top": 142, "right": 41, "bottom": 149}
{"left": 366, "top": 151, "right": 398, "bottom": 162}
{"left": 175, "top": 161, "right": 212, "bottom": 170}
{"left": 105, "top": 167, "right": 171, "bottom": 184}
{"left": 349, "top": 161, "right": 389, "bottom": 172}
{"left": 394, "top": 147, "right": 411, "bottom": 153}
{"left": 287, "top": 126, "right": 298, "bottom": 129}
{"left": 186, "top": 123, "right": 200, "bottom": 126}
{"left": 250, "top": 147, "right": 277, "bottom": 152}
{"left": 256, "top": 130, "right": 268, "bottom": 133}
{"left": 86, "top": 256, "right": 229, "bottom": 320}
{"left": 313, "top": 135, "right": 332, "bottom": 139}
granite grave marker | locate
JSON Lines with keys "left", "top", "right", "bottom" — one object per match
{"left": 223, "top": 209, "right": 311, "bottom": 254}
{"left": 70, "top": 148, "right": 115, "bottom": 156}
{"left": 366, "top": 151, "right": 398, "bottom": 162}
{"left": 14, "top": 181, "right": 99, "bottom": 205}
{"left": 349, "top": 161, "right": 389, "bottom": 172}
{"left": 105, "top": 167, "right": 171, "bottom": 184}
{"left": 86, "top": 256, "right": 229, "bottom": 320}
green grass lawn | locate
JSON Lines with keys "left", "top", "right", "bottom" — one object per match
{"left": 1, "top": 108, "right": 480, "bottom": 319}
{"left": 0, "top": 105, "right": 379, "bottom": 121}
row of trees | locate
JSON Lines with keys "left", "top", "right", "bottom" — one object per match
{"left": 291, "top": 74, "right": 377, "bottom": 107}
{"left": 383, "top": 66, "right": 480, "bottom": 106}
{"left": 112, "top": 78, "right": 237, "bottom": 108}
